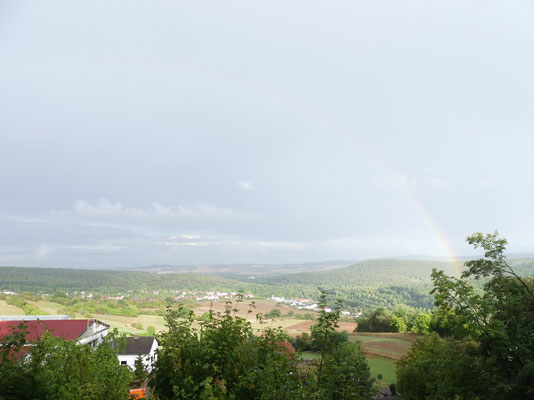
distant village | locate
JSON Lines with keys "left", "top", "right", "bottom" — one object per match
{"left": 269, "top": 295, "right": 362, "bottom": 317}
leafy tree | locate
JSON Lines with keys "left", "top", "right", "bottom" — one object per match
{"left": 397, "top": 334, "right": 484, "bottom": 400}
{"left": 312, "top": 291, "right": 343, "bottom": 389}
{"left": 150, "top": 299, "right": 305, "bottom": 399}
{"left": 0, "top": 328, "right": 132, "bottom": 400}
{"left": 390, "top": 315, "right": 406, "bottom": 333}
{"left": 290, "top": 331, "right": 312, "bottom": 351}
{"left": 356, "top": 307, "right": 396, "bottom": 332}
{"left": 398, "top": 231, "right": 534, "bottom": 399}
{"left": 151, "top": 295, "right": 373, "bottom": 399}
{"left": 133, "top": 355, "right": 147, "bottom": 384}
{"left": 266, "top": 308, "right": 282, "bottom": 318}
{"left": 410, "top": 313, "right": 431, "bottom": 334}
{"left": 318, "top": 341, "right": 373, "bottom": 400}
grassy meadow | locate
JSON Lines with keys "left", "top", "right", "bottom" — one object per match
{"left": 0, "top": 300, "right": 24, "bottom": 315}
{"left": 349, "top": 332, "right": 418, "bottom": 384}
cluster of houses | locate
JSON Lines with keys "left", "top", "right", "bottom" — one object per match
{"left": 2, "top": 289, "right": 256, "bottom": 306}
{"left": 193, "top": 291, "right": 254, "bottom": 302}
{"left": 0, "top": 315, "right": 158, "bottom": 373}
{"left": 269, "top": 295, "right": 362, "bottom": 317}
{"left": 270, "top": 296, "right": 320, "bottom": 310}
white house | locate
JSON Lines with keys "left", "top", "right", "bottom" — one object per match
{"left": 115, "top": 336, "right": 158, "bottom": 372}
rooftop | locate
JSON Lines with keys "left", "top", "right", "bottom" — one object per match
{"left": 114, "top": 336, "right": 157, "bottom": 355}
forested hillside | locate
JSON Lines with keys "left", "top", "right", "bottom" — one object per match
{"left": 1, "top": 258, "right": 533, "bottom": 311}
{"left": 251, "top": 259, "right": 458, "bottom": 286}
{"left": 0, "top": 267, "right": 257, "bottom": 294}
{"left": 250, "top": 259, "right": 461, "bottom": 310}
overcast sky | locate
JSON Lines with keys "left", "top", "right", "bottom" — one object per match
{"left": 1, "top": 1, "right": 533, "bottom": 268}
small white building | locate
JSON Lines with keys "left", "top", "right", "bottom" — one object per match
{"left": 116, "top": 336, "right": 158, "bottom": 372}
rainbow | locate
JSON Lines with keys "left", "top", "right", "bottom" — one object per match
{"left": 400, "top": 187, "right": 464, "bottom": 276}
{"left": 223, "top": 76, "right": 464, "bottom": 275}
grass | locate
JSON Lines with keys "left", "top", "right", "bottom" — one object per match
{"left": 28, "top": 301, "right": 63, "bottom": 315}
{"left": 0, "top": 300, "right": 24, "bottom": 315}
{"left": 347, "top": 332, "right": 417, "bottom": 385}
{"left": 300, "top": 351, "right": 321, "bottom": 360}
{"left": 90, "top": 313, "right": 167, "bottom": 334}
{"left": 299, "top": 351, "right": 397, "bottom": 384}
{"left": 350, "top": 332, "right": 416, "bottom": 359}
{"left": 367, "top": 356, "right": 397, "bottom": 385}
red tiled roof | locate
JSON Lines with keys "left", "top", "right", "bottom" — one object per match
{"left": 276, "top": 341, "right": 296, "bottom": 356}
{"left": 0, "top": 319, "right": 94, "bottom": 342}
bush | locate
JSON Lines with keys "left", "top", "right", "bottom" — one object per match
{"left": 319, "top": 341, "right": 373, "bottom": 399}
{"left": 266, "top": 308, "right": 282, "bottom": 318}
{"left": 150, "top": 301, "right": 305, "bottom": 399}
{"left": 0, "top": 329, "right": 132, "bottom": 399}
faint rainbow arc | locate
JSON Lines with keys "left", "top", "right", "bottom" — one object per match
{"left": 400, "top": 186, "right": 464, "bottom": 276}
{"left": 222, "top": 74, "right": 463, "bottom": 274}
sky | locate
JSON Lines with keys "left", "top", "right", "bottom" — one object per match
{"left": 1, "top": 1, "right": 533, "bottom": 268}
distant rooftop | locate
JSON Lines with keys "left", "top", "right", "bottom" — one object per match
{"left": 114, "top": 336, "right": 157, "bottom": 355}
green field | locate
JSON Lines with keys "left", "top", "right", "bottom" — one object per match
{"left": 348, "top": 332, "right": 417, "bottom": 385}
{"left": 367, "top": 356, "right": 397, "bottom": 384}
{"left": 0, "top": 300, "right": 23, "bottom": 315}
{"left": 297, "top": 333, "right": 414, "bottom": 385}
{"left": 27, "top": 300, "right": 63, "bottom": 315}
{"left": 301, "top": 351, "right": 321, "bottom": 360}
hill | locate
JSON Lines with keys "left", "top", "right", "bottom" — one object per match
{"left": 251, "top": 259, "right": 459, "bottom": 286}
{"left": 132, "top": 260, "right": 357, "bottom": 276}
{"left": 1, "top": 258, "right": 532, "bottom": 311}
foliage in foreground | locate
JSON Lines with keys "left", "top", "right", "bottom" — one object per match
{"left": 0, "top": 329, "right": 132, "bottom": 400}
{"left": 150, "top": 294, "right": 373, "bottom": 400}
{"left": 397, "top": 232, "right": 534, "bottom": 399}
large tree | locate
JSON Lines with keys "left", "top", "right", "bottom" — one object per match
{"left": 397, "top": 232, "right": 534, "bottom": 399}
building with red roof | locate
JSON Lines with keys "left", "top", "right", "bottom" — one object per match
{"left": 0, "top": 319, "right": 109, "bottom": 349}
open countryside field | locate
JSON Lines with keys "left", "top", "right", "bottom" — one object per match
{"left": 91, "top": 313, "right": 167, "bottom": 334}
{"left": 299, "top": 332, "right": 415, "bottom": 385}
{"left": 348, "top": 332, "right": 418, "bottom": 384}
{"left": 192, "top": 299, "right": 295, "bottom": 318}
{"left": 27, "top": 300, "right": 63, "bottom": 314}
{"left": 351, "top": 332, "right": 417, "bottom": 359}
{"left": 0, "top": 300, "right": 24, "bottom": 315}
{"left": 191, "top": 299, "right": 335, "bottom": 334}
{"left": 285, "top": 320, "right": 358, "bottom": 336}
{"left": 367, "top": 356, "right": 397, "bottom": 385}
{"left": 2, "top": 299, "right": 321, "bottom": 334}
{"left": 6, "top": 299, "right": 364, "bottom": 339}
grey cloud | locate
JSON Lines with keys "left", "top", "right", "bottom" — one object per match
{"left": 0, "top": 1, "right": 533, "bottom": 267}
